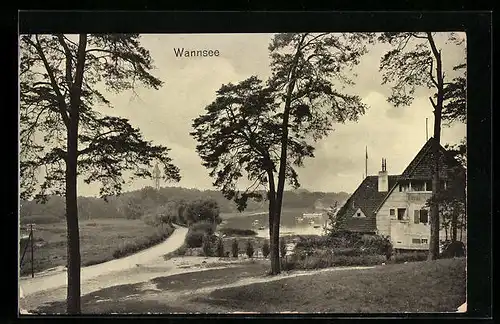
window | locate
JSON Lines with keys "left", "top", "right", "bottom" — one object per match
{"left": 389, "top": 209, "right": 395, "bottom": 216}
{"left": 411, "top": 181, "right": 425, "bottom": 192}
{"left": 399, "top": 182, "right": 410, "bottom": 192}
{"left": 414, "top": 209, "right": 429, "bottom": 224}
{"left": 421, "top": 238, "right": 428, "bottom": 244}
{"left": 420, "top": 209, "right": 429, "bottom": 224}
{"left": 412, "top": 238, "right": 421, "bottom": 244}
{"left": 357, "top": 212, "right": 361, "bottom": 217}
{"left": 397, "top": 208, "right": 406, "bottom": 220}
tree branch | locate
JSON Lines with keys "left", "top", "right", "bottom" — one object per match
{"left": 28, "top": 36, "right": 70, "bottom": 128}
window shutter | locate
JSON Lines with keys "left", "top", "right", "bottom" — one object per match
{"left": 420, "top": 209, "right": 429, "bottom": 223}
{"left": 414, "top": 210, "right": 420, "bottom": 224}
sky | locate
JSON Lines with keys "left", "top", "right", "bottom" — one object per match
{"left": 37, "top": 33, "right": 468, "bottom": 196}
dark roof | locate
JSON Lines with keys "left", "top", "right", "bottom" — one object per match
{"left": 400, "top": 137, "right": 462, "bottom": 180}
{"left": 337, "top": 175, "right": 399, "bottom": 233}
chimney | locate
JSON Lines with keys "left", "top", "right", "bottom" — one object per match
{"left": 378, "top": 158, "right": 389, "bottom": 192}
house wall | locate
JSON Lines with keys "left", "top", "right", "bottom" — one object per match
{"left": 376, "top": 185, "right": 466, "bottom": 250}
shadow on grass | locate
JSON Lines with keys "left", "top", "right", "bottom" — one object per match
{"left": 193, "top": 258, "right": 466, "bottom": 313}
{"left": 33, "top": 261, "right": 270, "bottom": 314}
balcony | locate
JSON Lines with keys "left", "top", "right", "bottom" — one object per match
{"left": 406, "top": 191, "right": 432, "bottom": 202}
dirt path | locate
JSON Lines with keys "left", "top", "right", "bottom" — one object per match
{"left": 19, "top": 225, "right": 189, "bottom": 297}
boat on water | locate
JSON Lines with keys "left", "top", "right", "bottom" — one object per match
{"left": 313, "top": 225, "right": 321, "bottom": 229}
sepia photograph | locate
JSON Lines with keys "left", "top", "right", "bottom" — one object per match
{"left": 18, "top": 29, "right": 470, "bottom": 315}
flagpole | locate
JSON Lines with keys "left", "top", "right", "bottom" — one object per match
{"left": 365, "top": 146, "right": 368, "bottom": 178}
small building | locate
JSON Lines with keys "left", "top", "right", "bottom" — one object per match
{"left": 336, "top": 137, "right": 466, "bottom": 250}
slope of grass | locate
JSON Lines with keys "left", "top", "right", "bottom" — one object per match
{"left": 198, "top": 258, "right": 466, "bottom": 313}
{"left": 19, "top": 218, "right": 174, "bottom": 275}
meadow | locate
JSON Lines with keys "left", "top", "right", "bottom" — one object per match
{"left": 19, "top": 218, "right": 173, "bottom": 276}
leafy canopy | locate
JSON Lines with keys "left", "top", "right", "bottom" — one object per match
{"left": 191, "top": 33, "right": 371, "bottom": 211}
{"left": 20, "top": 34, "right": 181, "bottom": 202}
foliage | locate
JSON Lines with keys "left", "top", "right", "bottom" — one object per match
{"left": 185, "top": 230, "right": 205, "bottom": 248}
{"left": 378, "top": 32, "right": 466, "bottom": 260}
{"left": 20, "top": 214, "right": 61, "bottom": 225}
{"left": 216, "top": 237, "right": 225, "bottom": 257}
{"left": 284, "top": 250, "right": 386, "bottom": 271}
{"left": 324, "top": 201, "right": 346, "bottom": 235}
{"left": 442, "top": 63, "right": 466, "bottom": 125}
{"left": 279, "top": 237, "right": 287, "bottom": 258}
{"left": 20, "top": 189, "right": 350, "bottom": 222}
{"left": 20, "top": 34, "right": 181, "bottom": 202}
{"left": 392, "top": 251, "right": 429, "bottom": 263}
{"left": 219, "top": 228, "right": 258, "bottom": 237}
{"left": 202, "top": 234, "right": 213, "bottom": 257}
{"left": 183, "top": 198, "right": 222, "bottom": 226}
{"left": 262, "top": 240, "right": 270, "bottom": 258}
{"left": 231, "top": 239, "right": 239, "bottom": 258}
{"left": 192, "top": 33, "right": 371, "bottom": 275}
{"left": 246, "top": 240, "right": 255, "bottom": 258}
{"left": 440, "top": 241, "right": 466, "bottom": 258}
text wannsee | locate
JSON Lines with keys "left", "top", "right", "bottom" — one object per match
{"left": 174, "top": 48, "right": 220, "bottom": 57}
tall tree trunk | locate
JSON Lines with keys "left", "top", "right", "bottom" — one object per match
{"left": 451, "top": 206, "right": 458, "bottom": 242}
{"left": 272, "top": 35, "right": 306, "bottom": 275}
{"left": 427, "top": 33, "right": 444, "bottom": 261}
{"left": 266, "top": 169, "right": 279, "bottom": 274}
{"left": 65, "top": 121, "right": 81, "bottom": 314}
{"left": 66, "top": 34, "right": 87, "bottom": 314}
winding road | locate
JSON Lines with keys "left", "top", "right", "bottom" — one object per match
{"left": 19, "top": 225, "right": 188, "bottom": 297}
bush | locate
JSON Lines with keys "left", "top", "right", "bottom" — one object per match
{"left": 202, "top": 234, "right": 213, "bottom": 257}
{"left": 185, "top": 230, "right": 205, "bottom": 248}
{"left": 20, "top": 215, "right": 61, "bottom": 225}
{"left": 441, "top": 241, "right": 466, "bottom": 258}
{"left": 262, "top": 240, "right": 270, "bottom": 258}
{"left": 190, "top": 221, "right": 215, "bottom": 232}
{"left": 219, "top": 228, "right": 257, "bottom": 237}
{"left": 393, "top": 251, "right": 429, "bottom": 263}
{"left": 284, "top": 250, "right": 386, "bottom": 270}
{"left": 216, "top": 237, "right": 225, "bottom": 257}
{"left": 231, "top": 239, "right": 239, "bottom": 258}
{"left": 246, "top": 240, "right": 255, "bottom": 258}
{"left": 280, "top": 238, "right": 287, "bottom": 258}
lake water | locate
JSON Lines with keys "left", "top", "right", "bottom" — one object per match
{"left": 221, "top": 209, "right": 328, "bottom": 238}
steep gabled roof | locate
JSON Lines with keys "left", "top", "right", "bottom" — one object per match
{"left": 337, "top": 175, "right": 399, "bottom": 232}
{"left": 400, "top": 137, "right": 462, "bottom": 180}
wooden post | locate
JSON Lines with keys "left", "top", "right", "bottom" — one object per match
{"left": 30, "top": 224, "right": 34, "bottom": 278}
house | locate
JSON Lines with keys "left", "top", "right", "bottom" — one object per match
{"left": 336, "top": 137, "right": 466, "bottom": 250}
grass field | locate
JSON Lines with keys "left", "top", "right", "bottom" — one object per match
{"left": 200, "top": 258, "right": 466, "bottom": 313}
{"left": 33, "top": 258, "right": 466, "bottom": 314}
{"left": 19, "top": 218, "right": 172, "bottom": 276}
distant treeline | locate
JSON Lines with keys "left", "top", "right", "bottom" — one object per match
{"left": 20, "top": 186, "right": 350, "bottom": 221}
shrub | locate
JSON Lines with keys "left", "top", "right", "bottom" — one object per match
{"left": 20, "top": 215, "right": 61, "bottom": 225}
{"left": 246, "top": 240, "right": 255, "bottom": 258}
{"left": 185, "top": 230, "right": 205, "bottom": 248}
{"left": 285, "top": 250, "right": 386, "bottom": 270}
{"left": 280, "top": 238, "right": 287, "bottom": 258}
{"left": 393, "top": 251, "right": 429, "bottom": 263}
{"left": 231, "top": 239, "right": 239, "bottom": 258}
{"left": 216, "top": 237, "right": 225, "bottom": 257}
{"left": 219, "top": 228, "right": 257, "bottom": 237}
{"left": 262, "top": 240, "right": 270, "bottom": 258}
{"left": 190, "top": 221, "right": 216, "bottom": 234}
{"left": 202, "top": 234, "right": 213, "bottom": 256}
{"left": 441, "top": 241, "right": 466, "bottom": 258}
